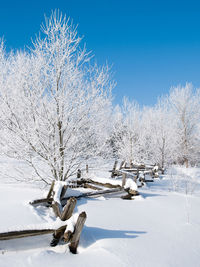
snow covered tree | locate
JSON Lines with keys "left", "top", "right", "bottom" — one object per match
{"left": 112, "top": 98, "right": 142, "bottom": 165}
{"left": 141, "top": 100, "right": 178, "bottom": 171}
{"left": 168, "top": 83, "right": 200, "bottom": 167}
{"left": 0, "top": 12, "right": 113, "bottom": 184}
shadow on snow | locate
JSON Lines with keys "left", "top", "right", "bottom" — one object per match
{"left": 80, "top": 226, "right": 146, "bottom": 249}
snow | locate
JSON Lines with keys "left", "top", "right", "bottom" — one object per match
{"left": 124, "top": 178, "right": 138, "bottom": 191}
{"left": 0, "top": 161, "right": 200, "bottom": 267}
{"left": 53, "top": 181, "right": 67, "bottom": 204}
{"left": 65, "top": 214, "right": 79, "bottom": 233}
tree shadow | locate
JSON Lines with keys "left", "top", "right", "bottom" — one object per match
{"left": 80, "top": 225, "right": 146, "bottom": 248}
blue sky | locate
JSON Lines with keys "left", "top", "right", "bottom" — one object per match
{"left": 1, "top": 0, "right": 200, "bottom": 106}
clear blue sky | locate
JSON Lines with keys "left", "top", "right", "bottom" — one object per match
{"left": 1, "top": 0, "right": 200, "bottom": 106}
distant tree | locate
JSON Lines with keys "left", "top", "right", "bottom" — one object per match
{"left": 141, "top": 100, "right": 178, "bottom": 171}
{"left": 0, "top": 11, "right": 113, "bottom": 184}
{"left": 168, "top": 83, "right": 200, "bottom": 167}
{"left": 112, "top": 98, "right": 142, "bottom": 165}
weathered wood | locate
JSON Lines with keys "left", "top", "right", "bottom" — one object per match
{"left": 50, "top": 225, "right": 67, "bottom": 247}
{"left": 0, "top": 229, "right": 55, "bottom": 240}
{"left": 30, "top": 187, "right": 124, "bottom": 206}
{"left": 46, "top": 180, "right": 55, "bottom": 200}
{"left": 52, "top": 184, "right": 68, "bottom": 217}
{"left": 119, "top": 160, "right": 125, "bottom": 169}
{"left": 54, "top": 225, "right": 67, "bottom": 237}
{"left": 64, "top": 230, "right": 72, "bottom": 243}
{"left": 83, "top": 183, "right": 102, "bottom": 190}
{"left": 60, "top": 185, "right": 68, "bottom": 200}
{"left": 77, "top": 178, "right": 121, "bottom": 189}
{"left": 62, "top": 188, "right": 124, "bottom": 202}
{"left": 52, "top": 197, "right": 77, "bottom": 220}
{"left": 29, "top": 197, "right": 52, "bottom": 206}
{"left": 86, "top": 179, "right": 121, "bottom": 189}
{"left": 61, "top": 197, "right": 77, "bottom": 221}
{"left": 52, "top": 201, "right": 62, "bottom": 218}
{"left": 121, "top": 194, "right": 133, "bottom": 200}
{"left": 122, "top": 172, "right": 126, "bottom": 187}
{"left": 111, "top": 160, "right": 118, "bottom": 178}
{"left": 128, "top": 189, "right": 139, "bottom": 196}
{"left": 86, "top": 164, "right": 89, "bottom": 173}
{"left": 0, "top": 223, "right": 71, "bottom": 241}
{"left": 69, "top": 212, "right": 87, "bottom": 254}
{"left": 136, "top": 168, "right": 139, "bottom": 180}
{"left": 77, "top": 169, "right": 81, "bottom": 179}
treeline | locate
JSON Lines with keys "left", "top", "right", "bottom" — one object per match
{"left": 110, "top": 83, "right": 200, "bottom": 169}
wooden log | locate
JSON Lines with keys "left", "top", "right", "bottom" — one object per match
{"left": 52, "top": 201, "right": 62, "bottom": 218}
{"left": 61, "top": 197, "right": 77, "bottom": 221}
{"left": 30, "top": 197, "right": 52, "bottom": 206}
{"left": 86, "top": 179, "right": 121, "bottom": 189}
{"left": 86, "top": 164, "right": 89, "bottom": 174}
{"left": 61, "top": 188, "right": 124, "bottom": 202}
{"left": 52, "top": 197, "right": 77, "bottom": 220}
{"left": 77, "top": 169, "right": 81, "bottom": 179}
{"left": 0, "top": 229, "right": 54, "bottom": 240}
{"left": 128, "top": 189, "right": 139, "bottom": 196}
{"left": 119, "top": 160, "right": 125, "bottom": 170}
{"left": 46, "top": 180, "right": 55, "bottom": 200}
{"left": 111, "top": 160, "right": 118, "bottom": 178}
{"left": 0, "top": 224, "right": 72, "bottom": 241}
{"left": 64, "top": 230, "right": 72, "bottom": 243}
{"left": 69, "top": 212, "right": 87, "bottom": 254}
{"left": 50, "top": 225, "right": 67, "bottom": 247}
{"left": 60, "top": 185, "right": 68, "bottom": 200}
{"left": 83, "top": 183, "right": 102, "bottom": 190}
{"left": 121, "top": 194, "right": 133, "bottom": 200}
{"left": 77, "top": 178, "right": 121, "bottom": 189}
{"left": 52, "top": 183, "right": 68, "bottom": 217}
{"left": 122, "top": 173, "right": 126, "bottom": 187}
{"left": 30, "top": 187, "right": 124, "bottom": 207}
{"left": 136, "top": 168, "right": 139, "bottom": 180}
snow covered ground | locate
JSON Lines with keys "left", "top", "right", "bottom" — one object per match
{"left": 0, "top": 160, "right": 200, "bottom": 267}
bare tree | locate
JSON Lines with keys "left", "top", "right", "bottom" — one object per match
{"left": 168, "top": 83, "right": 200, "bottom": 167}
{"left": 0, "top": 11, "right": 113, "bottom": 184}
{"left": 112, "top": 97, "right": 142, "bottom": 165}
{"left": 141, "top": 100, "right": 178, "bottom": 170}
